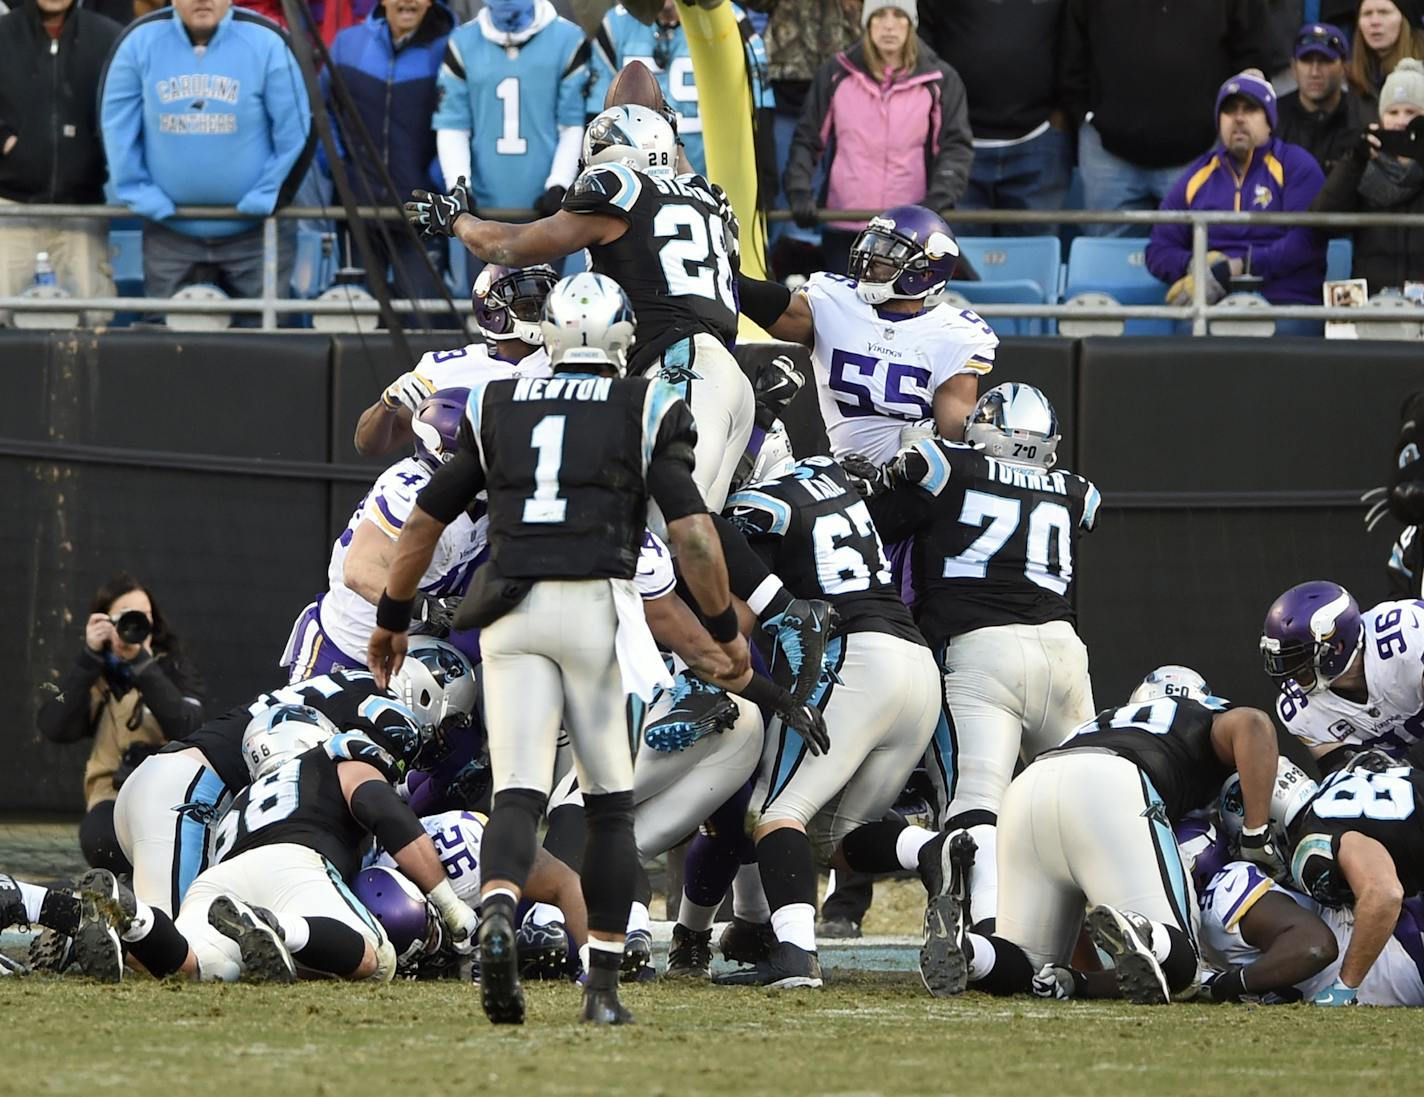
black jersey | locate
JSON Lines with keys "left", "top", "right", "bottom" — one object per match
{"left": 215, "top": 734, "right": 392, "bottom": 880}
{"left": 1044, "top": 696, "right": 1228, "bottom": 824}
{"left": 427, "top": 373, "right": 699, "bottom": 581}
{"left": 174, "top": 670, "right": 410, "bottom": 792}
{"left": 725, "top": 456, "right": 923, "bottom": 645}
{"left": 1290, "top": 765, "right": 1424, "bottom": 905}
{"left": 563, "top": 165, "right": 738, "bottom": 371}
{"left": 868, "top": 439, "right": 1101, "bottom": 645}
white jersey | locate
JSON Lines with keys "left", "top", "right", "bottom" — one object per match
{"left": 1275, "top": 599, "right": 1424, "bottom": 759}
{"left": 802, "top": 272, "right": 996, "bottom": 464}
{"left": 373, "top": 810, "right": 486, "bottom": 902}
{"left": 636, "top": 529, "right": 675, "bottom": 600}
{"left": 1199, "top": 861, "right": 1424, "bottom": 1006}
{"left": 410, "top": 341, "right": 552, "bottom": 394}
{"left": 321, "top": 457, "right": 486, "bottom": 660}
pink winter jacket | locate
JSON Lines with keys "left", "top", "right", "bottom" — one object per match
{"left": 784, "top": 40, "right": 972, "bottom": 229}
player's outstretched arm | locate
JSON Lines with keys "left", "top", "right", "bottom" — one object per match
{"left": 1210, "top": 707, "right": 1279, "bottom": 832}
{"left": 1335, "top": 831, "right": 1404, "bottom": 990}
{"left": 933, "top": 374, "right": 979, "bottom": 442}
{"left": 1227, "top": 890, "right": 1338, "bottom": 999}
{"left": 368, "top": 505, "right": 446, "bottom": 686}
{"left": 735, "top": 272, "right": 812, "bottom": 344}
{"left": 453, "top": 209, "right": 623, "bottom": 267}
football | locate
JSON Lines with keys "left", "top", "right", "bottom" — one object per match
{"left": 604, "top": 59, "right": 668, "bottom": 113}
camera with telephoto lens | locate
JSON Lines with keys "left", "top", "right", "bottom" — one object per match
{"left": 110, "top": 609, "right": 152, "bottom": 645}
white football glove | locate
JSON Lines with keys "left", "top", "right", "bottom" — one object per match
{"left": 1031, "top": 963, "right": 1077, "bottom": 1000}
{"left": 381, "top": 370, "right": 437, "bottom": 414}
{"left": 428, "top": 879, "right": 479, "bottom": 955}
{"left": 899, "top": 418, "right": 937, "bottom": 451}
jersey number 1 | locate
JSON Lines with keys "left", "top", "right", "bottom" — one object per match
{"left": 523, "top": 415, "right": 567, "bottom": 524}
{"left": 495, "top": 77, "right": 527, "bottom": 156}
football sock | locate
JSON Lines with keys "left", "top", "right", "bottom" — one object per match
{"left": 897, "top": 824, "right": 937, "bottom": 872}
{"left": 1151, "top": 922, "right": 1198, "bottom": 993}
{"left": 837, "top": 818, "right": 910, "bottom": 874}
{"left": 481, "top": 889, "right": 518, "bottom": 926}
{"left": 295, "top": 916, "right": 366, "bottom": 977}
{"left": 627, "top": 901, "right": 652, "bottom": 937}
{"left": 770, "top": 904, "right": 817, "bottom": 953}
{"left": 582, "top": 791, "right": 637, "bottom": 937}
{"left": 274, "top": 913, "right": 310, "bottom": 952}
{"left": 732, "top": 861, "right": 771, "bottom": 923}
{"left": 757, "top": 828, "right": 817, "bottom": 951}
{"left": 482, "top": 787, "right": 547, "bottom": 890}
{"left": 124, "top": 907, "right": 188, "bottom": 978}
{"left": 677, "top": 896, "right": 720, "bottom": 933}
{"left": 587, "top": 937, "right": 622, "bottom": 991}
{"left": 968, "top": 934, "right": 1034, "bottom": 996}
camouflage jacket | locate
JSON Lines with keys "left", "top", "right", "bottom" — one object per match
{"left": 742, "top": 0, "right": 863, "bottom": 85}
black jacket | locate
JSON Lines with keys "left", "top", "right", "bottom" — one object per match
{"left": 1277, "top": 89, "right": 1376, "bottom": 178}
{"left": 1311, "top": 141, "right": 1424, "bottom": 292}
{"left": 37, "top": 645, "right": 208, "bottom": 745}
{"left": 1059, "top": 0, "right": 1274, "bottom": 168}
{"left": 920, "top": 0, "right": 1064, "bottom": 141}
{"left": 0, "top": 1, "right": 120, "bottom": 203}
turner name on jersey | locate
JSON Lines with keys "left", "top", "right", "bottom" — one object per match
{"left": 802, "top": 272, "right": 997, "bottom": 464}
{"left": 726, "top": 456, "right": 921, "bottom": 642}
{"left": 1275, "top": 599, "right": 1424, "bottom": 758}
{"left": 563, "top": 165, "right": 737, "bottom": 366}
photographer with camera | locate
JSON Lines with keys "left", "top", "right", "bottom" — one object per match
{"left": 36, "top": 575, "right": 206, "bottom": 873}
{"left": 1312, "top": 58, "right": 1424, "bottom": 291}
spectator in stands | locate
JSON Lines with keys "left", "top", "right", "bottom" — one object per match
{"left": 432, "top": 0, "right": 588, "bottom": 271}
{"left": 919, "top": 0, "right": 1072, "bottom": 235}
{"left": 1348, "top": 0, "right": 1424, "bottom": 103}
{"left": 1061, "top": 0, "right": 1276, "bottom": 237}
{"left": 100, "top": 0, "right": 313, "bottom": 322}
{"left": 1278, "top": 22, "right": 1375, "bottom": 176}
{"left": 1312, "top": 58, "right": 1424, "bottom": 291}
{"left": 741, "top": 0, "right": 862, "bottom": 267}
{"left": 784, "top": 0, "right": 971, "bottom": 275}
{"left": 587, "top": 1, "right": 776, "bottom": 195}
{"left": 238, "top": 0, "right": 375, "bottom": 44}
{"left": 36, "top": 574, "right": 205, "bottom": 875}
{"left": 0, "top": 0, "right": 120, "bottom": 326}
{"left": 324, "top": 0, "right": 454, "bottom": 311}
{"left": 1146, "top": 71, "right": 1327, "bottom": 331}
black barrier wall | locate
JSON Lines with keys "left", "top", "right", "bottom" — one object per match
{"left": 0, "top": 331, "right": 1413, "bottom": 813}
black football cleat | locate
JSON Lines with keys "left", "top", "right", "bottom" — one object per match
{"left": 478, "top": 911, "right": 526, "bottom": 1025}
{"left": 620, "top": 928, "right": 657, "bottom": 983}
{"left": 1087, "top": 905, "right": 1170, "bottom": 1005}
{"left": 28, "top": 926, "right": 75, "bottom": 974}
{"left": 713, "top": 940, "right": 822, "bottom": 989}
{"left": 74, "top": 869, "right": 135, "bottom": 983}
{"left": 761, "top": 599, "right": 839, "bottom": 705}
{"left": 580, "top": 986, "right": 636, "bottom": 1025}
{"left": 643, "top": 676, "right": 740, "bottom": 753}
{"left": 516, "top": 918, "right": 571, "bottom": 981}
{"left": 816, "top": 915, "right": 861, "bottom": 939}
{"left": 718, "top": 916, "right": 778, "bottom": 965}
{"left": 207, "top": 895, "right": 295, "bottom": 984}
{"left": 918, "top": 831, "right": 976, "bottom": 998}
{"left": 665, "top": 924, "right": 713, "bottom": 980}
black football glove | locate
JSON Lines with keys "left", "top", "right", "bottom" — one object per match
{"left": 708, "top": 182, "right": 742, "bottom": 267}
{"left": 1239, "top": 824, "right": 1289, "bottom": 881}
{"left": 752, "top": 354, "right": 805, "bottom": 428}
{"left": 772, "top": 693, "right": 830, "bottom": 755}
{"left": 790, "top": 196, "right": 819, "bottom": 231}
{"left": 533, "top": 185, "right": 566, "bottom": 217}
{"left": 406, "top": 176, "right": 474, "bottom": 238}
{"left": 841, "top": 452, "right": 895, "bottom": 498}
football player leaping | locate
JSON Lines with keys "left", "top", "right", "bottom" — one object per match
{"left": 405, "top": 106, "right": 754, "bottom": 514}
{"left": 733, "top": 204, "right": 993, "bottom": 459}
{"left": 1261, "top": 580, "right": 1424, "bottom": 772}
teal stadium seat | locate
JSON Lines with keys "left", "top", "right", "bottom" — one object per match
{"left": 1326, "top": 237, "right": 1353, "bottom": 284}
{"left": 947, "top": 236, "right": 1061, "bottom": 336}
{"left": 1062, "top": 237, "right": 1173, "bottom": 335}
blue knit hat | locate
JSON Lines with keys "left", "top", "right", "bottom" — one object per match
{"left": 1216, "top": 71, "right": 1278, "bottom": 131}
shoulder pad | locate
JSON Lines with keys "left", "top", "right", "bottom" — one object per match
{"left": 802, "top": 270, "right": 857, "bottom": 301}
{"left": 907, "top": 439, "right": 955, "bottom": 497}
{"left": 725, "top": 488, "right": 792, "bottom": 537}
{"left": 357, "top": 695, "right": 421, "bottom": 735}
{"left": 567, "top": 163, "right": 642, "bottom": 214}
{"left": 1202, "top": 861, "right": 1276, "bottom": 930}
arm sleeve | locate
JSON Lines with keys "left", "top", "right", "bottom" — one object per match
{"left": 544, "top": 124, "right": 583, "bottom": 190}
{"left": 349, "top": 775, "right": 428, "bottom": 851}
{"left": 129, "top": 653, "right": 207, "bottom": 739}
{"left": 436, "top": 128, "right": 473, "bottom": 189}
{"left": 647, "top": 399, "right": 707, "bottom": 522}
{"left": 235, "top": 38, "right": 312, "bottom": 217}
{"left": 101, "top": 35, "right": 177, "bottom": 221}
{"left": 416, "top": 421, "right": 487, "bottom": 524}
{"left": 923, "top": 65, "right": 973, "bottom": 212}
{"left": 782, "top": 59, "right": 835, "bottom": 204}
{"left": 35, "top": 651, "right": 104, "bottom": 743}
{"left": 1246, "top": 157, "right": 1327, "bottom": 279}
{"left": 1057, "top": 0, "right": 1090, "bottom": 127}
{"left": 1144, "top": 173, "right": 1193, "bottom": 284}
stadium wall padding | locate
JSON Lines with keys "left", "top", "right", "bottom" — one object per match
{"left": 0, "top": 332, "right": 1411, "bottom": 813}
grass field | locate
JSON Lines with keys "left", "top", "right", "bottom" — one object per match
{"left": 5, "top": 972, "right": 1424, "bottom": 1097}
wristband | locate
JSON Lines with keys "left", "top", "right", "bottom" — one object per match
{"left": 706, "top": 603, "right": 740, "bottom": 643}
{"left": 376, "top": 591, "right": 415, "bottom": 632}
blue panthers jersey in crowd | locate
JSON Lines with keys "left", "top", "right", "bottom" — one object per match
{"left": 432, "top": 9, "right": 590, "bottom": 209}
{"left": 586, "top": 4, "right": 772, "bottom": 178}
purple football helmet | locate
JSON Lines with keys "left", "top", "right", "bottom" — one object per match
{"left": 472, "top": 264, "right": 557, "bottom": 345}
{"left": 848, "top": 205, "right": 960, "bottom": 305}
{"left": 411, "top": 386, "right": 469, "bottom": 469}
{"left": 1260, "top": 580, "right": 1363, "bottom": 694}
{"left": 352, "top": 866, "right": 442, "bottom": 972}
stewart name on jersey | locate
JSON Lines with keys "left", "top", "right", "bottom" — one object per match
{"left": 868, "top": 439, "right": 1101, "bottom": 644}
{"left": 726, "top": 456, "right": 922, "bottom": 644}
{"left": 562, "top": 165, "right": 737, "bottom": 370}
